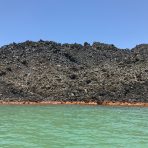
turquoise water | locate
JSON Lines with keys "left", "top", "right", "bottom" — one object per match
{"left": 0, "top": 105, "right": 148, "bottom": 148}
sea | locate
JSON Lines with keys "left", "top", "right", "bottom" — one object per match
{"left": 0, "top": 105, "right": 148, "bottom": 148}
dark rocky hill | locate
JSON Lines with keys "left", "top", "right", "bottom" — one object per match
{"left": 0, "top": 40, "right": 148, "bottom": 103}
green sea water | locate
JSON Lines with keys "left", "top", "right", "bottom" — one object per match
{"left": 0, "top": 105, "right": 148, "bottom": 148}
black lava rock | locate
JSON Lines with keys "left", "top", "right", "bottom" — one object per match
{"left": 0, "top": 40, "right": 148, "bottom": 103}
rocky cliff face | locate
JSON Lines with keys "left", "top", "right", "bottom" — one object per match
{"left": 0, "top": 40, "right": 148, "bottom": 103}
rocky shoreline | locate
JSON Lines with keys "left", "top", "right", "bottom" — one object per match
{"left": 0, "top": 40, "right": 148, "bottom": 104}
{"left": 0, "top": 101, "right": 148, "bottom": 107}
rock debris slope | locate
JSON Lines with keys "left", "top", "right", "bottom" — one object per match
{"left": 0, "top": 40, "right": 148, "bottom": 103}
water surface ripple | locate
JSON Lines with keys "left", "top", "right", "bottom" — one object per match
{"left": 0, "top": 105, "right": 148, "bottom": 148}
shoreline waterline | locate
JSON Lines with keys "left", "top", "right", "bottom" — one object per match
{"left": 0, "top": 101, "right": 148, "bottom": 107}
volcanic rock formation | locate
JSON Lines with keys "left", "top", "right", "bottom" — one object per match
{"left": 0, "top": 40, "right": 148, "bottom": 103}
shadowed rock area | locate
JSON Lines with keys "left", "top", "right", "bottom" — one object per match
{"left": 0, "top": 40, "right": 148, "bottom": 103}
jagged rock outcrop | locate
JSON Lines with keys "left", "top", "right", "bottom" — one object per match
{"left": 0, "top": 40, "right": 148, "bottom": 102}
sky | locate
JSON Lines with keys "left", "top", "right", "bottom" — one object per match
{"left": 0, "top": 0, "right": 148, "bottom": 48}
